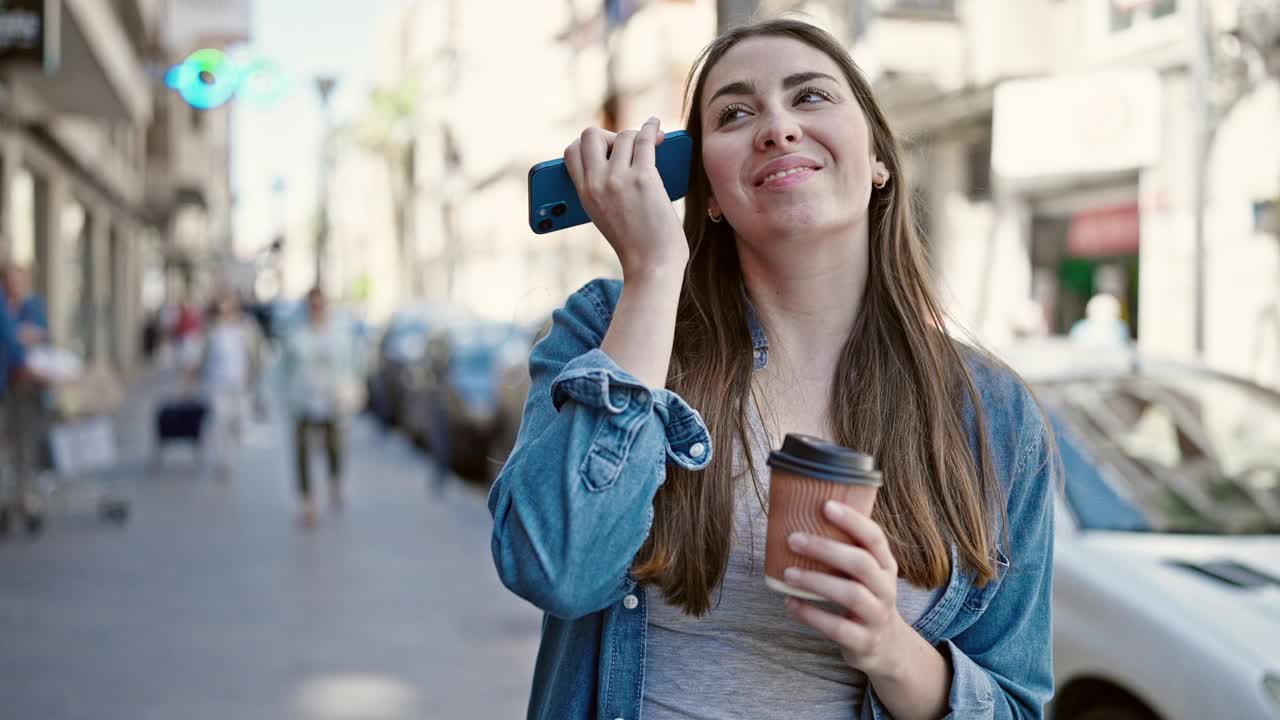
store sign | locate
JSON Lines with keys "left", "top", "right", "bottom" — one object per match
{"left": 992, "top": 70, "right": 1161, "bottom": 184}
{"left": 0, "top": 0, "right": 57, "bottom": 71}
{"left": 1068, "top": 203, "right": 1140, "bottom": 257}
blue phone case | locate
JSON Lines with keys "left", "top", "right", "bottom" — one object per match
{"left": 527, "top": 130, "right": 693, "bottom": 234}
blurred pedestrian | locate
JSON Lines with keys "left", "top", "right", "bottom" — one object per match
{"left": 277, "top": 287, "right": 362, "bottom": 528}
{"left": 2, "top": 262, "right": 49, "bottom": 347}
{"left": 0, "top": 297, "right": 28, "bottom": 533}
{"left": 0, "top": 261, "right": 49, "bottom": 532}
{"left": 1069, "top": 293, "right": 1130, "bottom": 347}
{"left": 174, "top": 297, "right": 205, "bottom": 373}
{"left": 195, "top": 294, "right": 264, "bottom": 482}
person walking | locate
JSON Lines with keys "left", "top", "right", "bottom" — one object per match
{"left": 2, "top": 262, "right": 48, "bottom": 347}
{"left": 195, "top": 294, "right": 264, "bottom": 482}
{"left": 0, "top": 292, "right": 29, "bottom": 534}
{"left": 277, "top": 287, "right": 362, "bottom": 528}
{"left": 174, "top": 297, "right": 205, "bottom": 373}
{"left": 490, "top": 19, "right": 1058, "bottom": 720}
{"left": 1, "top": 261, "right": 49, "bottom": 533}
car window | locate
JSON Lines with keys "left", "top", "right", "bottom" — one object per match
{"left": 1050, "top": 413, "right": 1150, "bottom": 532}
{"left": 1040, "top": 371, "right": 1280, "bottom": 534}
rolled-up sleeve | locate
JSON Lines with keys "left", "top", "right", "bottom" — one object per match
{"left": 489, "top": 281, "right": 711, "bottom": 620}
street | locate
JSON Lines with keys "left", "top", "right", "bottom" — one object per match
{"left": 0, "top": 372, "right": 541, "bottom": 720}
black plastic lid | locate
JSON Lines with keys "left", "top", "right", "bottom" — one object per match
{"left": 766, "top": 434, "right": 882, "bottom": 486}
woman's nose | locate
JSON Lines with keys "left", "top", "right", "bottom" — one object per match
{"left": 755, "top": 110, "right": 803, "bottom": 151}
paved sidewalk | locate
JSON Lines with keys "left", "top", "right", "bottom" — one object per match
{"left": 0, "top": 369, "right": 542, "bottom": 719}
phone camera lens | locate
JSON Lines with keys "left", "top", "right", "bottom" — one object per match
{"left": 538, "top": 218, "right": 553, "bottom": 232}
{"left": 551, "top": 202, "right": 567, "bottom": 217}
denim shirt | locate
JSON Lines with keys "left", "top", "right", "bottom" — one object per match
{"left": 489, "top": 278, "right": 1055, "bottom": 720}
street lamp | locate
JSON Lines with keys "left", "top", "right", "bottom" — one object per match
{"left": 314, "top": 75, "right": 338, "bottom": 290}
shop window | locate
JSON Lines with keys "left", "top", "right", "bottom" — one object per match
{"left": 1108, "top": 0, "right": 1178, "bottom": 33}
{"left": 965, "top": 135, "right": 992, "bottom": 202}
{"left": 1109, "top": 2, "right": 1135, "bottom": 31}
{"left": 1151, "top": 0, "right": 1177, "bottom": 19}
{"left": 605, "top": 0, "right": 639, "bottom": 28}
{"left": 880, "top": 0, "right": 957, "bottom": 18}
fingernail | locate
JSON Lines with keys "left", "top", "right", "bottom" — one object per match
{"left": 825, "top": 500, "right": 844, "bottom": 518}
{"left": 783, "top": 567, "right": 801, "bottom": 582}
{"left": 647, "top": 115, "right": 659, "bottom": 124}
{"left": 788, "top": 532, "right": 807, "bottom": 549}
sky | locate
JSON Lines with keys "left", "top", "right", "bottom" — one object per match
{"left": 230, "top": 0, "right": 408, "bottom": 259}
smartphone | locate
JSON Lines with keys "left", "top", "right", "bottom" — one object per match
{"left": 527, "top": 130, "right": 693, "bottom": 234}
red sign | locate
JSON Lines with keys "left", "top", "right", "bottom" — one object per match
{"left": 1067, "top": 203, "right": 1140, "bottom": 257}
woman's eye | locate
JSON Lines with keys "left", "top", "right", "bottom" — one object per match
{"left": 717, "top": 105, "right": 749, "bottom": 125}
{"left": 796, "top": 88, "right": 833, "bottom": 105}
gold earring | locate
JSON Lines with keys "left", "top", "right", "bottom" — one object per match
{"left": 708, "top": 209, "right": 724, "bottom": 223}
{"left": 874, "top": 173, "right": 889, "bottom": 190}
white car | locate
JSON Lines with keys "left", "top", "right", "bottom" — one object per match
{"left": 1000, "top": 340, "right": 1280, "bottom": 720}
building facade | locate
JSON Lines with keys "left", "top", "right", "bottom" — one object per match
{"left": 718, "top": 0, "right": 1280, "bottom": 389}
{"left": 0, "top": 0, "right": 245, "bottom": 376}
{"left": 0, "top": 0, "right": 158, "bottom": 374}
{"left": 326, "top": 0, "right": 716, "bottom": 326}
{"left": 146, "top": 0, "right": 245, "bottom": 304}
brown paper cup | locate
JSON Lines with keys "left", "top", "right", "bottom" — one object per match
{"left": 764, "top": 435, "right": 882, "bottom": 601}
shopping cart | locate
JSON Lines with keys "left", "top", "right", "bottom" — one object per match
{"left": 17, "top": 364, "right": 133, "bottom": 535}
{"left": 42, "top": 415, "right": 132, "bottom": 528}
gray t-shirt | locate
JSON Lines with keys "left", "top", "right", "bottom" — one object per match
{"left": 642, "top": 407, "right": 944, "bottom": 719}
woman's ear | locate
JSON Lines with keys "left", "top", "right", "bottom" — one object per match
{"left": 872, "top": 158, "right": 891, "bottom": 189}
{"left": 707, "top": 193, "right": 725, "bottom": 223}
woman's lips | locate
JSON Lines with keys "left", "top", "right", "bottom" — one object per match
{"left": 758, "top": 166, "right": 819, "bottom": 191}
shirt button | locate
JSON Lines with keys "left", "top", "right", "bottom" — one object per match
{"left": 689, "top": 442, "right": 706, "bottom": 459}
{"left": 623, "top": 594, "right": 639, "bottom": 610}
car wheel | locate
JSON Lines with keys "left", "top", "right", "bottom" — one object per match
{"left": 1071, "top": 704, "right": 1158, "bottom": 720}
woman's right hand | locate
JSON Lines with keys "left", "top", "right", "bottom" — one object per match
{"left": 563, "top": 117, "right": 689, "bottom": 277}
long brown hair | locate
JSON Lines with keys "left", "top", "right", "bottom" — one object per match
{"left": 632, "top": 18, "right": 1007, "bottom": 616}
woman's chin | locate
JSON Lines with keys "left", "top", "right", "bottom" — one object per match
{"left": 751, "top": 206, "right": 823, "bottom": 237}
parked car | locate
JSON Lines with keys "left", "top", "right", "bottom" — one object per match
{"left": 998, "top": 339, "right": 1280, "bottom": 720}
{"left": 489, "top": 316, "right": 554, "bottom": 475}
{"left": 402, "top": 320, "right": 532, "bottom": 483}
{"left": 366, "top": 304, "right": 454, "bottom": 427}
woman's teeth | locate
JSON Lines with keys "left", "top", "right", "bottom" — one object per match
{"left": 763, "top": 167, "right": 813, "bottom": 183}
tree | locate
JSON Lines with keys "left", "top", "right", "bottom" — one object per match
{"left": 346, "top": 72, "right": 420, "bottom": 295}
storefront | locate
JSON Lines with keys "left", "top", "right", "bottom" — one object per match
{"left": 1030, "top": 191, "right": 1141, "bottom": 338}
{"left": 991, "top": 68, "right": 1161, "bottom": 344}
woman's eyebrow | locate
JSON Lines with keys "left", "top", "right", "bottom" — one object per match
{"left": 707, "top": 80, "right": 755, "bottom": 106}
{"left": 782, "top": 71, "right": 838, "bottom": 89}
{"left": 707, "top": 71, "right": 840, "bottom": 107}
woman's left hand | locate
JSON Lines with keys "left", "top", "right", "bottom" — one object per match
{"left": 782, "top": 500, "right": 910, "bottom": 678}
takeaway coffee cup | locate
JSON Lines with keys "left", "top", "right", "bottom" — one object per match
{"left": 764, "top": 434, "right": 883, "bottom": 600}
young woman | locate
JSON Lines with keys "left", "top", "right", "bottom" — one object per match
{"left": 490, "top": 19, "right": 1057, "bottom": 720}
{"left": 277, "top": 288, "right": 362, "bottom": 528}
{"left": 197, "top": 294, "right": 264, "bottom": 482}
